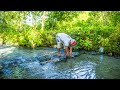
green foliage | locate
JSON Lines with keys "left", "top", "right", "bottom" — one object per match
{"left": 109, "top": 28, "right": 120, "bottom": 54}
{"left": 40, "top": 30, "right": 56, "bottom": 47}
{"left": 0, "top": 11, "right": 120, "bottom": 55}
{"left": 18, "top": 29, "right": 43, "bottom": 48}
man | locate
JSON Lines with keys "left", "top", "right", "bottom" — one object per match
{"left": 56, "top": 33, "right": 76, "bottom": 58}
{"left": 99, "top": 44, "right": 104, "bottom": 54}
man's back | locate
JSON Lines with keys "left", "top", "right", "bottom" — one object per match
{"left": 57, "top": 33, "right": 72, "bottom": 43}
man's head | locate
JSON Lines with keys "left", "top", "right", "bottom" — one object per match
{"left": 70, "top": 39, "right": 76, "bottom": 47}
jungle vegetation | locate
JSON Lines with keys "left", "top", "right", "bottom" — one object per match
{"left": 0, "top": 11, "right": 120, "bottom": 55}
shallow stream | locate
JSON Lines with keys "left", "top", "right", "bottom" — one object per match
{"left": 0, "top": 46, "right": 120, "bottom": 79}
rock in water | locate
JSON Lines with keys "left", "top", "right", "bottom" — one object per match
{"left": 15, "top": 56, "right": 26, "bottom": 64}
{"left": 71, "top": 52, "right": 79, "bottom": 58}
{"left": 37, "top": 56, "right": 47, "bottom": 62}
{"left": 39, "top": 52, "right": 79, "bottom": 65}
{"left": 59, "top": 56, "right": 67, "bottom": 60}
{"left": 0, "top": 63, "right": 3, "bottom": 70}
{"left": 91, "top": 51, "right": 97, "bottom": 55}
{"left": 52, "top": 57, "right": 60, "bottom": 62}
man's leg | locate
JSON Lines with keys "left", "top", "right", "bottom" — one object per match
{"left": 57, "top": 43, "right": 61, "bottom": 57}
{"left": 63, "top": 46, "right": 66, "bottom": 56}
{"left": 63, "top": 46, "right": 69, "bottom": 61}
{"left": 69, "top": 46, "right": 73, "bottom": 57}
{"left": 56, "top": 35, "right": 61, "bottom": 57}
{"left": 58, "top": 48, "right": 61, "bottom": 57}
{"left": 64, "top": 46, "right": 69, "bottom": 57}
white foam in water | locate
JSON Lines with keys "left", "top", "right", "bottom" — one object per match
{"left": 90, "top": 72, "right": 96, "bottom": 79}
{"left": 71, "top": 61, "right": 97, "bottom": 79}
{"left": 28, "top": 61, "right": 40, "bottom": 68}
{"left": 0, "top": 46, "right": 16, "bottom": 58}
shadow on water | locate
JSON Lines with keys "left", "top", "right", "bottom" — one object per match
{"left": 0, "top": 46, "right": 120, "bottom": 79}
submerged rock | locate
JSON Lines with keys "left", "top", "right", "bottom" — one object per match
{"left": 1, "top": 60, "right": 18, "bottom": 68}
{"left": 35, "top": 56, "right": 47, "bottom": 62}
{"left": 72, "top": 52, "right": 79, "bottom": 57}
{"left": 91, "top": 51, "right": 98, "bottom": 55}
{"left": 0, "top": 63, "right": 3, "bottom": 70}
{"left": 37, "top": 51, "right": 79, "bottom": 64}
{"left": 14, "top": 56, "right": 26, "bottom": 64}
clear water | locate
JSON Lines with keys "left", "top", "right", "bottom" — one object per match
{"left": 0, "top": 46, "right": 120, "bottom": 79}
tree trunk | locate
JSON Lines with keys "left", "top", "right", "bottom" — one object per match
{"left": 41, "top": 11, "right": 48, "bottom": 30}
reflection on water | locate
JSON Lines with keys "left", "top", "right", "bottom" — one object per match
{"left": 56, "top": 61, "right": 97, "bottom": 79}
{"left": 100, "top": 54, "right": 103, "bottom": 63}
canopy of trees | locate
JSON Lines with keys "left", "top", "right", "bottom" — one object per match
{"left": 0, "top": 11, "right": 120, "bottom": 55}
